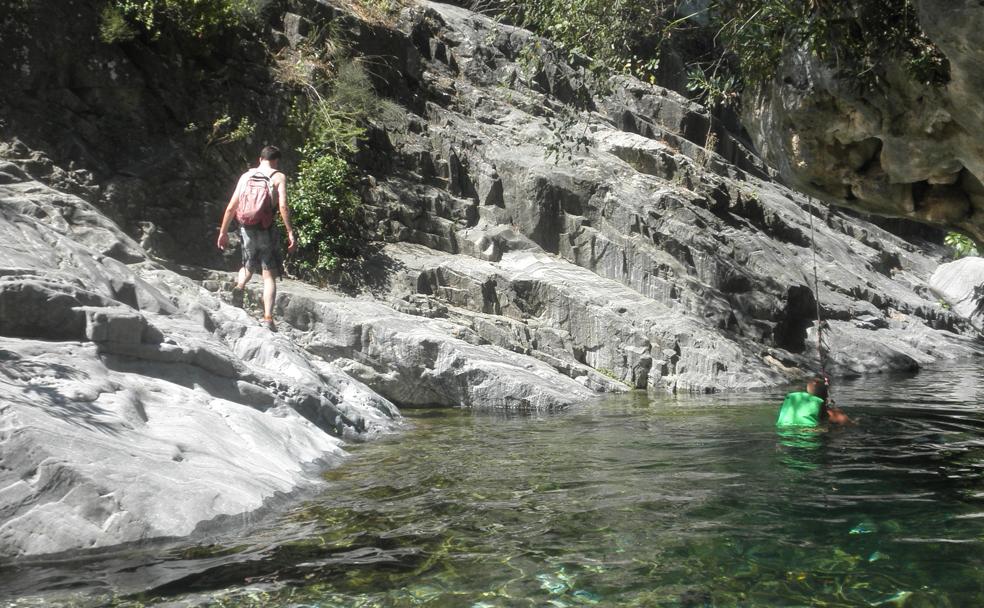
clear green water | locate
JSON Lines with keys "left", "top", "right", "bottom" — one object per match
{"left": 3, "top": 364, "right": 984, "bottom": 607}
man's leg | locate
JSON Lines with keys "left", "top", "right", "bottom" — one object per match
{"left": 236, "top": 266, "right": 253, "bottom": 289}
{"left": 261, "top": 269, "right": 276, "bottom": 321}
{"left": 231, "top": 265, "right": 254, "bottom": 308}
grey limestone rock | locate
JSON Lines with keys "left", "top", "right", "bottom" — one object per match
{"left": 275, "top": 280, "right": 611, "bottom": 409}
{"left": 2, "top": 0, "right": 983, "bottom": 561}
{"left": 384, "top": 243, "right": 781, "bottom": 392}
{"left": 0, "top": 338, "right": 345, "bottom": 558}
{"left": 352, "top": 0, "right": 982, "bottom": 387}
{"left": 930, "top": 257, "right": 984, "bottom": 331}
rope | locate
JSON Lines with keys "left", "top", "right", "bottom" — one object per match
{"left": 806, "top": 198, "right": 829, "bottom": 384}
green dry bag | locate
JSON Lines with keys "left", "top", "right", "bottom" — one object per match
{"left": 776, "top": 392, "right": 824, "bottom": 426}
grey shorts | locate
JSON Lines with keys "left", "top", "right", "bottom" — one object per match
{"left": 240, "top": 226, "right": 283, "bottom": 277}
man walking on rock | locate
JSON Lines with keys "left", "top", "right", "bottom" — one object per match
{"left": 217, "top": 145, "right": 297, "bottom": 331}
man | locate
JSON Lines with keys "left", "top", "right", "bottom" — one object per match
{"left": 217, "top": 145, "right": 297, "bottom": 331}
{"left": 776, "top": 375, "right": 850, "bottom": 426}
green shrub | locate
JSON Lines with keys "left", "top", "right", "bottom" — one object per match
{"left": 278, "top": 51, "right": 368, "bottom": 277}
{"left": 944, "top": 232, "right": 980, "bottom": 259}
{"left": 204, "top": 114, "right": 255, "bottom": 149}
{"left": 289, "top": 151, "right": 361, "bottom": 275}
{"left": 708, "top": 0, "right": 949, "bottom": 100}
{"left": 99, "top": 4, "right": 137, "bottom": 43}
{"left": 276, "top": 34, "right": 399, "bottom": 277}
{"left": 503, "top": 0, "right": 676, "bottom": 83}
{"left": 99, "top": 0, "right": 261, "bottom": 41}
{"left": 279, "top": 41, "right": 392, "bottom": 156}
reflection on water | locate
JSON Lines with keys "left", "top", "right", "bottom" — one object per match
{"left": 776, "top": 427, "right": 824, "bottom": 470}
{"left": 2, "top": 362, "right": 983, "bottom": 607}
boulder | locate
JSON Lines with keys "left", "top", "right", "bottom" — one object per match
{"left": 930, "top": 257, "right": 984, "bottom": 331}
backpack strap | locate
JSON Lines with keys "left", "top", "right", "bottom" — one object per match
{"left": 254, "top": 171, "right": 279, "bottom": 213}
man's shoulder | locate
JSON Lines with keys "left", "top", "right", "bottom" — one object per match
{"left": 246, "top": 167, "right": 286, "bottom": 181}
{"left": 783, "top": 391, "right": 811, "bottom": 400}
{"left": 782, "top": 391, "right": 822, "bottom": 405}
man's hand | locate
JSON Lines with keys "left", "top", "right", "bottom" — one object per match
{"left": 827, "top": 407, "right": 852, "bottom": 425}
{"left": 217, "top": 231, "right": 229, "bottom": 251}
{"left": 287, "top": 230, "right": 297, "bottom": 254}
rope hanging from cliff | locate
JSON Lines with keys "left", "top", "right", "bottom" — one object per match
{"left": 807, "top": 198, "right": 830, "bottom": 382}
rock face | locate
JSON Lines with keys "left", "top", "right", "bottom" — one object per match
{"left": 2, "top": 0, "right": 981, "bottom": 392}
{"left": 276, "top": 277, "right": 616, "bottom": 408}
{"left": 0, "top": 0, "right": 291, "bottom": 269}
{"left": 344, "top": 0, "right": 981, "bottom": 387}
{"left": 741, "top": 0, "right": 984, "bottom": 246}
{"left": 0, "top": 150, "right": 632, "bottom": 558}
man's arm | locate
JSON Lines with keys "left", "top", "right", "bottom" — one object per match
{"left": 275, "top": 174, "right": 297, "bottom": 253}
{"left": 826, "top": 406, "right": 851, "bottom": 425}
{"left": 217, "top": 175, "right": 245, "bottom": 250}
{"left": 821, "top": 401, "right": 852, "bottom": 425}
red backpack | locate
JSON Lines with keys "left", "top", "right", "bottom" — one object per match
{"left": 236, "top": 170, "right": 279, "bottom": 228}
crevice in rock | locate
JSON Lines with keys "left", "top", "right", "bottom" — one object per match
{"left": 871, "top": 250, "right": 902, "bottom": 277}
{"left": 852, "top": 138, "right": 883, "bottom": 174}
{"left": 772, "top": 285, "right": 817, "bottom": 353}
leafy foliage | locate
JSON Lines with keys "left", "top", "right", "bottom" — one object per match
{"left": 276, "top": 34, "right": 391, "bottom": 157}
{"left": 99, "top": 4, "right": 137, "bottom": 43}
{"left": 944, "top": 232, "right": 980, "bottom": 259}
{"left": 290, "top": 152, "right": 361, "bottom": 274}
{"left": 198, "top": 114, "right": 255, "bottom": 149}
{"left": 709, "top": 0, "right": 949, "bottom": 100}
{"left": 502, "top": 0, "right": 679, "bottom": 84}
{"left": 503, "top": 0, "right": 949, "bottom": 107}
{"left": 99, "top": 0, "right": 262, "bottom": 42}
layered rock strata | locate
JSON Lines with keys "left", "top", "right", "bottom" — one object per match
{"left": 343, "top": 1, "right": 982, "bottom": 388}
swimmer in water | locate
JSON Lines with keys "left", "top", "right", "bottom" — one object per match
{"left": 776, "top": 376, "right": 850, "bottom": 427}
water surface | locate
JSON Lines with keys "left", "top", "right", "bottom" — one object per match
{"left": 3, "top": 363, "right": 983, "bottom": 607}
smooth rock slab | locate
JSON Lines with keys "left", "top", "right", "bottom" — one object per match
{"left": 0, "top": 339, "right": 344, "bottom": 559}
{"left": 930, "top": 257, "right": 984, "bottom": 330}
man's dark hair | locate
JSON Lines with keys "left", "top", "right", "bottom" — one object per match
{"left": 806, "top": 376, "right": 828, "bottom": 400}
{"left": 259, "top": 146, "right": 281, "bottom": 161}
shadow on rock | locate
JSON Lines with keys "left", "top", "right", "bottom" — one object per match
{"left": 320, "top": 243, "right": 407, "bottom": 297}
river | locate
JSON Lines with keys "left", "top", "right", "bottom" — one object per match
{"left": 3, "top": 362, "right": 983, "bottom": 607}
